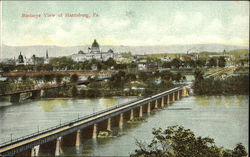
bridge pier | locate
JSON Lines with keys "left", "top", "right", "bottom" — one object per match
{"left": 161, "top": 97, "right": 164, "bottom": 108}
{"left": 55, "top": 137, "right": 62, "bottom": 156}
{"left": 31, "top": 145, "right": 40, "bottom": 157}
{"left": 75, "top": 130, "right": 81, "bottom": 147}
{"left": 107, "top": 118, "right": 112, "bottom": 131}
{"left": 147, "top": 103, "right": 151, "bottom": 115}
{"left": 92, "top": 124, "right": 98, "bottom": 139}
{"left": 167, "top": 95, "right": 170, "bottom": 105}
{"left": 172, "top": 93, "right": 175, "bottom": 102}
{"left": 139, "top": 106, "right": 143, "bottom": 118}
{"left": 177, "top": 91, "right": 180, "bottom": 100}
{"left": 10, "top": 93, "right": 20, "bottom": 103}
{"left": 40, "top": 89, "right": 45, "bottom": 98}
{"left": 119, "top": 113, "right": 124, "bottom": 129}
{"left": 154, "top": 100, "right": 158, "bottom": 109}
{"left": 130, "top": 109, "right": 134, "bottom": 120}
{"left": 182, "top": 87, "right": 189, "bottom": 97}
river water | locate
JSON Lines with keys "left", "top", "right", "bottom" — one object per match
{"left": 0, "top": 95, "right": 248, "bottom": 156}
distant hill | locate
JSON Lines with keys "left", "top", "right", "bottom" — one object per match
{"left": 228, "top": 49, "right": 249, "bottom": 58}
{"left": 0, "top": 44, "right": 248, "bottom": 59}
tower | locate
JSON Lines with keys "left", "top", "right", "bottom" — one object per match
{"left": 18, "top": 52, "right": 24, "bottom": 64}
{"left": 46, "top": 50, "right": 48, "bottom": 59}
{"left": 44, "top": 50, "right": 49, "bottom": 64}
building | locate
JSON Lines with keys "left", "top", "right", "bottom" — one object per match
{"left": 44, "top": 50, "right": 50, "bottom": 64}
{"left": 16, "top": 52, "right": 25, "bottom": 65}
{"left": 180, "top": 53, "right": 198, "bottom": 62}
{"left": 16, "top": 50, "right": 50, "bottom": 65}
{"left": 71, "top": 39, "right": 122, "bottom": 62}
{"left": 161, "top": 56, "right": 172, "bottom": 62}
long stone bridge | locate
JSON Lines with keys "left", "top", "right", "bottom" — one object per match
{"left": 0, "top": 86, "right": 189, "bottom": 157}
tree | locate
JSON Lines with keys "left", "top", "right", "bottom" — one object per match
{"left": 171, "top": 58, "right": 181, "bottom": 69}
{"left": 71, "top": 86, "right": 78, "bottom": 97}
{"left": 173, "top": 73, "right": 182, "bottom": 82}
{"left": 232, "top": 143, "right": 248, "bottom": 157}
{"left": 196, "top": 59, "right": 206, "bottom": 67}
{"left": 108, "top": 71, "right": 126, "bottom": 89}
{"left": 125, "top": 73, "right": 137, "bottom": 82}
{"left": 131, "top": 125, "right": 247, "bottom": 157}
{"left": 21, "top": 75, "right": 28, "bottom": 81}
{"left": 55, "top": 75, "right": 63, "bottom": 84}
{"left": 218, "top": 56, "right": 226, "bottom": 67}
{"left": 70, "top": 74, "right": 79, "bottom": 83}
{"left": 162, "top": 62, "right": 172, "bottom": 68}
{"left": 208, "top": 58, "right": 217, "bottom": 67}
{"left": 43, "top": 74, "right": 54, "bottom": 83}
{"left": 105, "top": 57, "right": 117, "bottom": 67}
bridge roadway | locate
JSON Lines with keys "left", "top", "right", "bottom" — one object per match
{"left": 0, "top": 86, "right": 187, "bottom": 156}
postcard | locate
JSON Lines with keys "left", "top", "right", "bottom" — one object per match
{"left": 0, "top": 1, "right": 249, "bottom": 157}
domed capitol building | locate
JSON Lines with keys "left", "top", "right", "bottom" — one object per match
{"left": 71, "top": 39, "right": 122, "bottom": 62}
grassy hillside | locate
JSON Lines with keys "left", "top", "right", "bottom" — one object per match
{"left": 228, "top": 49, "right": 249, "bottom": 58}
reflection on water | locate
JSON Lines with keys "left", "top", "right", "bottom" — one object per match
{"left": 38, "top": 99, "right": 69, "bottom": 112}
{"left": 195, "top": 95, "right": 247, "bottom": 106}
{"left": 236, "top": 95, "right": 244, "bottom": 105}
{"left": 195, "top": 96, "right": 210, "bottom": 106}
{"left": 101, "top": 98, "right": 118, "bottom": 107}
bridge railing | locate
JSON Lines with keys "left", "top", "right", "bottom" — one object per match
{"left": 0, "top": 86, "right": 183, "bottom": 149}
{"left": 0, "top": 96, "right": 145, "bottom": 148}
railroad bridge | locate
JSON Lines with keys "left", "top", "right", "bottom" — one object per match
{"left": 0, "top": 78, "right": 108, "bottom": 103}
{"left": 0, "top": 86, "right": 189, "bottom": 157}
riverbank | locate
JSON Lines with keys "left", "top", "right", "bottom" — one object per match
{"left": 193, "top": 74, "right": 249, "bottom": 95}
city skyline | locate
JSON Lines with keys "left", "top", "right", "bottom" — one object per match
{"left": 0, "top": 1, "right": 249, "bottom": 47}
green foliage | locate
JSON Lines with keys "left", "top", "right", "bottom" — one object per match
{"left": 162, "top": 62, "right": 172, "bottom": 68}
{"left": 131, "top": 125, "right": 247, "bottom": 157}
{"left": 194, "top": 74, "right": 249, "bottom": 95}
{"left": 218, "top": 57, "right": 226, "bottom": 67}
{"left": 50, "top": 57, "right": 74, "bottom": 70}
{"left": 70, "top": 74, "right": 79, "bottom": 83}
{"left": 171, "top": 58, "right": 181, "bottom": 69}
{"left": 55, "top": 75, "right": 63, "bottom": 84}
{"left": 208, "top": 58, "right": 217, "bottom": 67}
{"left": 104, "top": 58, "right": 117, "bottom": 67}
{"left": 121, "top": 52, "right": 133, "bottom": 57}
{"left": 71, "top": 86, "right": 78, "bottom": 97}
{"left": 79, "top": 88, "right": 101, "bottom": 97}
{"left": 43, "top": 74, "right": 55, "bottom": 83}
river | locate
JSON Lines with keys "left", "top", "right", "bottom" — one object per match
{"left": 0, "top": 95, "right": 248, "bottom": 156}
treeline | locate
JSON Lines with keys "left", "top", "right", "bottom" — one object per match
{"left": 194, "top": 73, "right": 249, "bottom": 95}
{"left": 38, "top": 70, "right": 183, "bottom": 98}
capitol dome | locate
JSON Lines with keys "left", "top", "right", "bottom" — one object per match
{"left": 90, "top": 39, "right": 100, "bottom": 53}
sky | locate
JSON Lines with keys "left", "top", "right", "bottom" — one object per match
{"left": 0, "top": 1, "right": 249, "bottom": 47}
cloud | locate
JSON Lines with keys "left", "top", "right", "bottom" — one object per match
{"left": 2, "top": 1, "right": 249, "bottom": 46}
